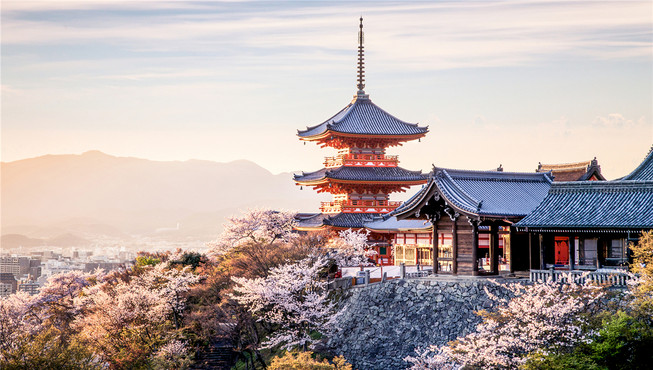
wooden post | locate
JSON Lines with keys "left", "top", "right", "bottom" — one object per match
{"left": 471, "top": 220, "right": 479, "bottom": 276}
{"left": 596, "top": 237, "right": 602, "bottom": 269}
{"left": 432, "top": 220, "right": 439, "bottom": 275}
{"left": 509, "top": 227, "right": 515, "bottom": 274}
{"left": 452, "top": 218, "right": 458, "bottom": 275}
{"left": 491, "top": 225, "right": 499, "bottom": 274}
{"left": 524, "top": 231, "right": 533, "bottom": 271}
{"left": 539, "top": 234, "right": 546, "bottom": 270}
{"left": 569, "top": 236, "right": 575, "bottom": 271}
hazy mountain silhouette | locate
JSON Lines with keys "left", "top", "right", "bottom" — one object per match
{"left": 1, "top": 151, "right": 326, "bottom": 244}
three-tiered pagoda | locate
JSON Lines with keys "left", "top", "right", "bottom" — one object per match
{"left": 294, "top": 18, "right": 429, "bottom": 263}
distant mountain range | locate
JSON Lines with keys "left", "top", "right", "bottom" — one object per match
{"left": 1, "top": 151, "right": 327, "bottom": 247}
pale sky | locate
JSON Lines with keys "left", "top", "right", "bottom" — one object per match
{"left": 2, "top": 0, "right": 652, "bottom": 180}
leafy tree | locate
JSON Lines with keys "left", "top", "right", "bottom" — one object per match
{"left": 269, "top": 351, "right": 351, "bottom": 370}
{"left": 136, "top": 255, "right": 162, "bottom": 267}
{"left": 524, "top": 310, "right": 653, "bottom": 370}
{"left": 629, "top": 230, "right": 653, "bottom": 312}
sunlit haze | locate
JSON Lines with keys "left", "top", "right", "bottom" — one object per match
{"left": 2, "top": 0, "right": 652, "bottom": 179}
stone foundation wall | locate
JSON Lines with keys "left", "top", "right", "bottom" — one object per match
{"left": 326, "top": 277, "right": 524, "bottom": 370}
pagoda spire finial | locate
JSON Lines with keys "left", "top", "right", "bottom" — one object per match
{"left": 356, "top": 16, "right": 366, "bottom": 96}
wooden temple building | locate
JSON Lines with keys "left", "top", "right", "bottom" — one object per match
{"left": 389, "top": 167, "right": 554, "bottom": 275}
{"left": 516, "top": 146, "right": 653, "bottom": 271}
{"left": 294, "top": 18, "right": 428, "bottom": 264}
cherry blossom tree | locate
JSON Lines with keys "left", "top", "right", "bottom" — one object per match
{"left": 206, "top": 208, "right": 302, "bottom": 279}
{"left": 231, "top": 255, "right": 335, "bottom": 351}
{"left": 405, "top": 275, "right": 606, "bottom": 369}
{"left": 151, "top": 339, "right": 193, "bottom": 369}
{"left": 74, "top": 263, "right": 201, "bottom": 368}
{"left": 0, "top": 271, "right": 100, "bottom": 368}
{"left": 0, "top": 291, "right": 41, "bottom": 365}
{"left": 327, "top": 228, "right": 376, "bottom": 267}
{"left": 404, "top": 346, "right": 460, "bottom": 370}
{"left": 208, "top": 208, "right": 297, "bottom": 256}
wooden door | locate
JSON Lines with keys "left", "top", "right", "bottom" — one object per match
{"left": 554, "top": 237, "right": 569, "bottom": 265}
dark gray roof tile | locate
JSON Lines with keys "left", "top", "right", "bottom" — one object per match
{"left": 294, "top": 166, "right": 427, "bottom": 183}
{"left": 298, "top": 96, "right": 428, "bottom": 138}
{"left": 516, "top": 180, "right": 653, "bottom": 230}
{"left": 622, "top": 145, "right": 653, "bottom": 181}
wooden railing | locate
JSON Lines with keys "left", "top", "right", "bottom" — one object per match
{"left": 530, "top": 269, "right": 632, "bottom": 287}
{"left": 320, "top": 200, "right": 402, "bottom": 213}
{"left": 324, "top": 154, "right": 399, "bottom": 168}
{"left": 327, "top": 277, "right": 353, "bottom": 290}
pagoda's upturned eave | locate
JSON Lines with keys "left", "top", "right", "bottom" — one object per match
{"left": 294, "top": 224, "right": 327, "bottom": 231}
{"left": 297, "top": 130, "right": 427, "bottom": 142}
{"left": 294, "top": 178, "right": 427, "bottom": 186}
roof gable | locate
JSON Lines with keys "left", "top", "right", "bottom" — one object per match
{"left": 434, "top": 168, "right": 553, "bottom": 217}
{"left": 394, "top": 167, "right": 553, "bottom": 219}
{"left": 537, "top": 158, "right": 606, "bottom": 181}
{"left": 622, "top": 145, "right": 653, "bottom": 181}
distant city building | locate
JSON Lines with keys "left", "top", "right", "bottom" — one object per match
{"left": 0, "top": 273, "right": 18, "bottom": 297}
{"left": 0, "top": 256, "right": 41, "bottom": 279}
{"left": 0, "top": 256, "right": 21, "bottom": 275}
{"left": 84, "top": 262, "right": 124, "bottom": 273}
{"left": 18, "top": 280, "right": 40, "bottom": 295}
{"left": 41, "top": 259, "right": 85, "bottom": 277}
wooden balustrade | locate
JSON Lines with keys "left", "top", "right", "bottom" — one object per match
{"left": 320, "top": 200, "right": 402, "bottom": 213}
{"left": 324, "top": 154, "right": 399, "bottom": 168}
{"left": 529, "top": 269, "right": 632, "bottom": 287}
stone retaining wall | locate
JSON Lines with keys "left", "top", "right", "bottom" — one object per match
{"left": 326, "top": 277, "right": 525, "bottom": 370}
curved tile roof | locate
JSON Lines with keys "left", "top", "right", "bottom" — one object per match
{"left": 295, "top": 213, "right": 327, "bottom": 229}
{"left": 622, "top": 145, "right": 653, "bottom": 181}
{"left": 324, "top": 212, "right": 382, "bottom": 228}
{"left": 364, "top": 216, "right": 432, "bottom": 232}
{"left": 393, "top": 168, "right": 553, "bottom": 219}
{"left": 294, "top": 166, "right": 427, "bottom": 183}
{"left": 434, "top": 168, "right": 553, "bottom": 217}
{"left": 297, "top": 95, "right": 428, "bottom": 138}
{"left": 388, "top": 176, "right": 434, "bottom": 217}
{"left": 516, "top": 181, "right": 653, "bottom": 230}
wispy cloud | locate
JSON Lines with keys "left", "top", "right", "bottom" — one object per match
{"left": 3, "top": 1, "right": 651, "bottom": 69}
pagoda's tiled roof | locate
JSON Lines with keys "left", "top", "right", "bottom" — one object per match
{"left": 295, "top": 213, "right": 327, "bottom": 229}
{"left": 622, "top": 145, "right": 653, "bottom": 181}
{"left": 295, "top": 212, "right": 386, "bottom": 229}
{"left": 325, "top": 213, "right": 382, "bottom": 228}
{"left": 394, "top": 168, "right": 553, "bottom": 219}
{"left": 515, "top": 180, "right": 653, "bottom": 231}
{"left": 294, "top": 166, "right": 427, "bottom": 183}
{"left": 297, "top": 95, "right": 428, "bottom": 138}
